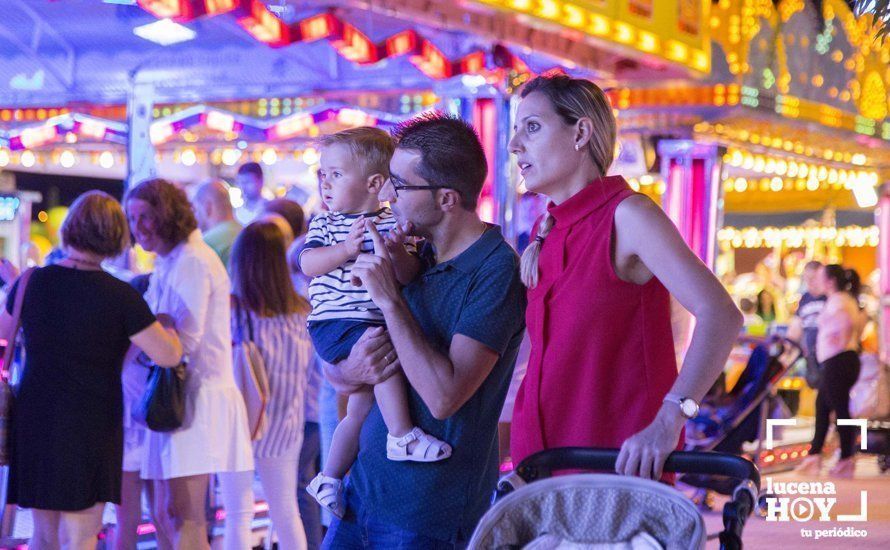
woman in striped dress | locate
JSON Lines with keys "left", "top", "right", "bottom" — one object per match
{"left": 224, "top": 220, "right": 314, "bottom": 550}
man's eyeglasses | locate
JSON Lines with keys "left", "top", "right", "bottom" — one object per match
{"left": 388, "top": 176, "right": 457, "bottom": 198}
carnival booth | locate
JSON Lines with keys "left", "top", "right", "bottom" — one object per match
{"left": 602, "top": 0, "right": 890, "bottom": 473}
{"left": 0, "top": 0, "right": 732, "bottom": 545}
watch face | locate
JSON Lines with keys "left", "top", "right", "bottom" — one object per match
{"left": 680, "top": 399, "right": 699, "bottom": 418}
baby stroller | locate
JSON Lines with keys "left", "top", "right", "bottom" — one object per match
{"left": 851, "top": 353, "right": 890, "bottom": 472}
{"left": 680, "top": 337, "right": 801, "bottom": 498}
{"left": 469, "top": 448, "right": 760, "bottom": 550}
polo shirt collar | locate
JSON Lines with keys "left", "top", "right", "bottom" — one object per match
{"left": 425, "top": 224, "right": 503, "bottom": 275}
{"left": 547, "top": 176, "right": 630, "bottom": 228}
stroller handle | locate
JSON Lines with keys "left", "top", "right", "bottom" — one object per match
{"left": 515, "top": 447, "right": 760, "bottom": 490}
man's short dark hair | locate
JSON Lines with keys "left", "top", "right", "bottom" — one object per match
{"left": 391, "top": 112, "right": 487, "bottom": 211}
{"left": 237, "top": 162, "right": 264, "bottom": 179}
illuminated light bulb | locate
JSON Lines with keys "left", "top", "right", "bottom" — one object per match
{"left": 59, "top": 149, "right": 76, "bottom": 168}
{"left": 21, "top": 150, "right": 36, "bottom": 167}
{"left": 806, "top": 178, "right": 820, "bottom": 191}
{"left": 787, "top": 161, "right": 798, "bottom": 177}
{"left": 733, "top": 178, "right": 748, "bottom": 192}
{"left": 302, "top": 147, "right": 320, "bottom": 165}
{"left": 99, "top": 151, "right": 114, "bottom": 169}
{"left": 262, "top": 148, "right": 278, "bottom": 166}
{"left": 799, "top": 163, "right": 809, "bottom": 178}
{"left": 742, "top": 154, "right": 755, "bottom": 170}
{"left": 770, "top": 177, "right": 783, "bottom": 192}
{"left": 776, "top": 160, "right": 787, "bottom": 176}
{"left": 754, "top": 155, "right": 765, "bottom": 172}
{"left": 0, "top": 149, "right": 10, "bottom": 167}
{"left": 222, "top": 148, "right": 241, "bottom": 166}
{"left": 180, "top": 148, "right": 197, "bottom": 167}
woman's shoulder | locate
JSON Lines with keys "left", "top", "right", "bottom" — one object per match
{"left": 172, "top": 239, "right": 226, "bottom": 276}
{"left": 614, "top": 192, "right": 659, "bottom": 220}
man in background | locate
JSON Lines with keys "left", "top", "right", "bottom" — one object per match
{"left": 789, "top": 261, "right": 826, "bottom": 385}
{"left": 235, "top": 162, "right": 268, "bottom": 225}
{"left": 193, "top": 180, "right": 241, "bottom": 268}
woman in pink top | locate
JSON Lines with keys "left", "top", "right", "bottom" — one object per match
{"left": 509, "top": 74, "right": 743, "bottom": 480}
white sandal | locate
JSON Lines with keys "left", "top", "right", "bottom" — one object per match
{"left": 306, "top": 473, "right": 345, "bottom": 518}
{"left": 386, "top": 427, "right": 452, "bottom": 463}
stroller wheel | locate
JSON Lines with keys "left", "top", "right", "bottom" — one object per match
{"left": 691, "top": 488, "right": 714, "bottom": 511}
{"left": 879, "top": 455, "right": 890, "bottom": 473}
{"left": 757, "top": 494, "right": 774, "bottom": 518}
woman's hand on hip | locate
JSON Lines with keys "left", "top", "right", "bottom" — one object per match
{"left": 615, "top": 403, "right": 685, "bottom": 480}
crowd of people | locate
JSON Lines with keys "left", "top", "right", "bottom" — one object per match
{"left": 0, "top": 74, "right": 747, "bottom": 550}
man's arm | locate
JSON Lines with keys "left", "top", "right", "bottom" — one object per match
{"left": 381, "top": 299, "right": 500, "bottom": 419}
{"left": 351, "top": 224, "right": 523, "bottom": 420}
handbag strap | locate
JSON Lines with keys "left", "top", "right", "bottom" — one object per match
{"left": 2, "top": 267, "right": 36, "bottom": 381}
{"left": 231, "top": 294, "right": 255, "bottom": 344}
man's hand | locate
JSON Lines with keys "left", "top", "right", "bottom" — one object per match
{"left": 343, "top": 216, "right": 366, "bottom": 258}
{"left": 327, "top": 326, "right": 400, "bottom": 392}
{"left": 351, "top": 221, "right": 403, "bottom": 311}
{"left": 384, "top": 219, "right": 413, "bottom": 254}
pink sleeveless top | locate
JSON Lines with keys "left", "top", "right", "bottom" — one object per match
{"left": 511, "top": 176, "right": 681, "bottom": 465}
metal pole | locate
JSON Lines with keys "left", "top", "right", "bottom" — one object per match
{"left": 126, "top": 82, "right": 157, "bottom": 188}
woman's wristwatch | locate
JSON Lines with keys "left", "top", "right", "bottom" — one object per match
{"left": 663, "top": 393, "right": 700, "bottom": 419}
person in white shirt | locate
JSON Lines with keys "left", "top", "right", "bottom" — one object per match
{"left": 126, "top": 179, "right": 253, "bottom": 550}
{"left": 235, "top": 162, "right": 268, "bottom": 225}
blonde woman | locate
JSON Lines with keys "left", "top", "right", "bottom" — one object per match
{"left": 508, "top": 74, "right": 743, "bottom": 480}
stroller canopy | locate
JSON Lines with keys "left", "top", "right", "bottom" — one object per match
{"left": 469, "top": 474, "right": 706, "bottom": 550}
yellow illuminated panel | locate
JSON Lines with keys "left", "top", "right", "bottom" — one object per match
{"left": 473, "top": 0, "right": 711, "bottom": 74}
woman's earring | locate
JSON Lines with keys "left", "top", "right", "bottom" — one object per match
{"left": 574, "top": 144, "right": 581, "bottom": 151}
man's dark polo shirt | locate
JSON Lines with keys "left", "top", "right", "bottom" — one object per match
{"left": 346, "top": 225, "right": 527, "bottom": 541}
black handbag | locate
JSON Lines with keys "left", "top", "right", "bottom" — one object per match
{"left": 133, "top": 353, "right": 188, "bottom": 432}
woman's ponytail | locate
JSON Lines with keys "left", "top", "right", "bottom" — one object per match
{"left": 520, "top": 212, "right": 555, "bottom": 288}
